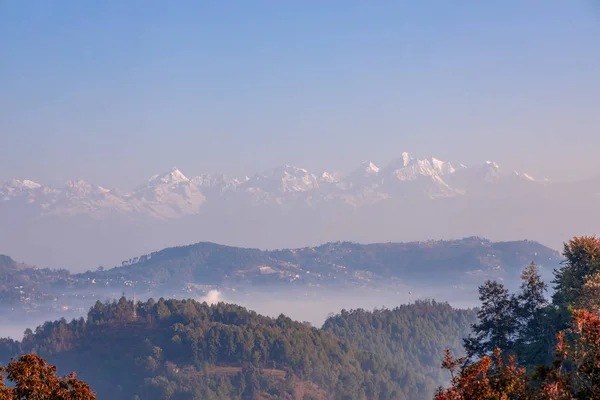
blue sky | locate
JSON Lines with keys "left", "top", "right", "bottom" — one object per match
{"left": 1, "top": 1, "right": 599, "bottom": 188}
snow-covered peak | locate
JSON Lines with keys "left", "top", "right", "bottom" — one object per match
{"left": 267, "top": 165, "right": 309, "bottom": 177}
{"left": 191, "top": 173, "right": 244, "bottom": 191}
{"left": 512, "top": 171, "right": 536, "bottom": 182}
{"left": 246, "top": 165, "right": 318, "bottom": 193}
{"left": 148, "top": 167, "right": 190, "bottom": 186}
{"left": 383, "top": 154, "right": 451, "bottom": 181}
{"left": 342, "top": 162, "right": 380, "bottom": 189}
{"left": 7, "top": 179, "right": 42, "bottom": 190}
{"left": 430, "top": 157, "right": 456, "bottom": 175}
{"left": 320, "top": 171, "right": 339, "bottom": 183}
{"left": 0, "top": 155, "right": 549, "bottom": 218}
{"left": 384, "top": 153, "right": 418, "bottom": 173}
{"left": 65, "top": 179, "right": 93, "bottom": 191}
{"left": 401, "top": 152, "right": 412, "bottom": 167}
{"left": 352, "top": 161, "right": 379, "bottom": 176}
{"left": 63, "top": 179, "right": 113, "bottom": 195}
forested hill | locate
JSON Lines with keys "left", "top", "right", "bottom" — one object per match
{"left": 78, "top": 237, "right": 561, "bottom": 289}
{"left": 0, "top": 298, "right": 401, "bottom": 400}
{"left": 323, "top": 300, "right": 477, "bottom": 399}
{"left": 0, "top": 298, "right": 476, "bottom": 400}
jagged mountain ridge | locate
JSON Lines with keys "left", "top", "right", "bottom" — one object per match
{"left": 0, "top": 153, "right": 547, "bottom": 219}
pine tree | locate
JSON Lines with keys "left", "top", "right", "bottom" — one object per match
{"left": 463, "top": 280, "right": 519, "bottom": 359}
{"left": 515, "top": 262, "right": 550, "bottom": 367}
{"left": 552, "top": 236, "right": 600, "bottom": 309}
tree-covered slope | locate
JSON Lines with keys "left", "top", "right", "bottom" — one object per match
{"left": 78, "top": 237, "right": 561, "bottom": 289}
{"left": 0, "top": 297, "right": 410, "bottom": 400}
{"left": 322, "top": 300, "right": 477, "bottom": 399}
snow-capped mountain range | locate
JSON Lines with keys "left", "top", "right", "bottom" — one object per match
{"left": 1, "top": 153, "right": 548, "bottom": 220}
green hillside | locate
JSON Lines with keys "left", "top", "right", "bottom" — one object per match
{"left": 0, "top": 298, "right": 405, "bottom": 400}
{"left": 323, "top": 300, "right": 477, "bottom": 399}
{"left": 0, "top": 297, "right": 478, "bottom": 400}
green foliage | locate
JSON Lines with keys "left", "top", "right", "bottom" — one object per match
{"left": 322, "top": 300, "right": 477, "bottom": 400}
{"left": 553, "top": 236, "right": 600, "bottom": 309}
{"left": 1, "top": 297, "right": 407, "bottom": 400}
{"left": 439, "top": 235, "right": 600, "bottom": 399}
{"left": 514, "top": 263, "right": 552, "bottom": 367}
{"left": 463, "top": 280, "right": 519, "bottom": 359}
{"left": 462, "top": 263, "right": 558, "bottom": 369}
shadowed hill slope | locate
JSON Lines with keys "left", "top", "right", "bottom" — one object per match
{"left": 77, "top": 237, "right": 561, "bottom": 290}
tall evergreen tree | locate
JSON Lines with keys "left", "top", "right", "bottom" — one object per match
{"left": 552, "top": 236, "right": 600, "bottom": 309}
{"left": 515, "top": 262, "right": 550, "bottom": 367}
{"left": 463, "top": 280, "right": 519, "bottom": 359}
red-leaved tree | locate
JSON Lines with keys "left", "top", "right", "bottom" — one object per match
{"left": 0, "top": 354, "right": 96, "bottom": 400}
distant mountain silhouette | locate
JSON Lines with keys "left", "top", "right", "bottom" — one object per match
{"left": 77, "top": 237, "right": 561, "bottom": 289}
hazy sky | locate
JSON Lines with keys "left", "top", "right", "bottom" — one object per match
{"left": 1, "top": 1, "right": 599, "bottom": 189}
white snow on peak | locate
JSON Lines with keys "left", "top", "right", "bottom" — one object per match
{"left": 65, "top": 179, "right": 92, "bottom": 190}
{"left": 64, "top": 180, "right": 113, "bottom": 195}
{"left": 320, "top": 172, "right": 339, "bottom": 183}
{"left": 522, "top": 173, "right": 535, "bottom": 181}
{"left": 431, "top": 157, "right": 444, "bottom": 170}
{"left": 384, "top": 153, "right": 418, "bottom": 173}
{"left": 360, "top": 161, "right": 379, "bottom": 174}
{"left": 430, "top": 157, "right": 456, "bottom": 175}
{"left": 401, "top": 152, "right": 412, "bottom": 167}
{"left": 384, "top": 154, "right": 455, "bottom": 181}
{"left": 245, "top": 165, "right": 318, "bottom": 193}
{"left": 170, "top": 168, "right": 189, "bottom": 181}
{"left": 513, "top": 171, "right": 536, "bottom": 182}
{"left": 149, "top": 167, "right": 190, "bottom": 185}
{"left": 0, "top": 155, "right": 549, "bottom": 219}
{"left": 191, "top": 173, "right": 243, "bottom": 191}
{"left": 9, "top": 179, "right": 42, "bottom": 189}
{"left": 258, "top": 165, "right": 308, "bottom": 178}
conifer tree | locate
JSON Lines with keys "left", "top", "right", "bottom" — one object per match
{"left": 463, "top": 280, "right": 519, "bottom": 359}
{"left": 515, "top": 262, "right": 550, "bottom": 366}
{"left": 553, "top": 236, "right": 600, "bottom": 309}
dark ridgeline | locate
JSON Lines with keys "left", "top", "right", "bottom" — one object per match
{"left": 78, "top": 237, "right": 560, "bottom": 288}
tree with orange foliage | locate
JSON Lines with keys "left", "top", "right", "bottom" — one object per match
{"left": 0, "top": 354, "right": 95, "bottom": 400}
{"left": 434, "top": 348, "right": 533, "bottom": 400}
{"left": 436, "top": 276, "right": 600, "bottom": 400}
{"left": 574, "top": 271, "right": 600, "bottom": 316}
{"left": 435, "top": 236, "right": 600, "bottom": 399}
{"left": 540, "top": 309, "right": 600, "bottom": 399}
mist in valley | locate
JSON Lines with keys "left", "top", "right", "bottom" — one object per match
{"left": 0, "top": 283, "right": 481, "bottom": 341}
